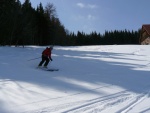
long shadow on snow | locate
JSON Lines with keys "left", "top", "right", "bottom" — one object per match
{"left": 53, "top": 48, "right": 150, "bottom": 94}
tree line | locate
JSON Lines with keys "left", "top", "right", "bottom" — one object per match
{"left": 67, "top": 30, "right": 140, "bottom": 46}
{"left": 0, "top": 0, "right": 140, "bottom": 46}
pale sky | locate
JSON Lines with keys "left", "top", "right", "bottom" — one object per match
{"left": 20, "top": 0, "right": 150, "bottom": 34}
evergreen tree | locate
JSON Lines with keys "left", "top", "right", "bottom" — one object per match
{"left": 20, "top": 0, "right": 36, "bottom": 46}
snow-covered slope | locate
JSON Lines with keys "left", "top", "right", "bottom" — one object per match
{"left": 0, "top": 45, "right": 150, "bottom": 113}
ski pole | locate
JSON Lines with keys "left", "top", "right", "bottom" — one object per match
{"left": 27, "top": 57, "right": 41, "bottom": 61}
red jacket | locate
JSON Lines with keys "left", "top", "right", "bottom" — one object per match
{"left": 42, "top": 48, "right": 51, "bottom": 58}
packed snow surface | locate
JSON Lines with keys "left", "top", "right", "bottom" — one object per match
{"left": 0, "top": 45, "right": 150, "bottom": 113}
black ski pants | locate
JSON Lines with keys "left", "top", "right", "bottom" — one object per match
{"left": 38, "top": 55, "right": 50, "bottom": 67}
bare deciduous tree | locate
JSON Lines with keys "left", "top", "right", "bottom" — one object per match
{"left": 45, "top": 3, "right": 57, "bottom": 19}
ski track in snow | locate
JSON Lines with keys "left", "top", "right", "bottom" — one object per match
{"left": 21, "top": 91, "right": 129, "bottom": 113}
{"left": 20, "top": 91, "right": 150, "bottom": 113}
{"left": 116, "top": 92, "right": 150, "bottom": 113}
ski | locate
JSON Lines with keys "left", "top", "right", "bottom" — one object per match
{"left": 46, "top": 69, "right": 59, "bottom": 71}
{"left": 37, "top": 67, "right": 59, "bottom": 71}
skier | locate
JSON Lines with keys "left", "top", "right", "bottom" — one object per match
{"left": 38, "top": 46, "right": 53, "bottom": 68}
